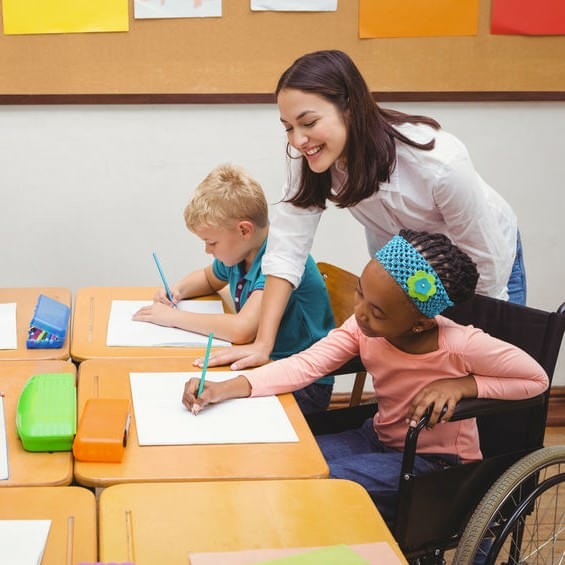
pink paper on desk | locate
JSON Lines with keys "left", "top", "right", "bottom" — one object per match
{"left": 188, "top": 542, "right": 405, "bottom": 565}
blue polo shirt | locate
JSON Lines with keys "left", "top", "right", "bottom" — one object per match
{"left": 212, "top": 238, "right": 335, "bottom": 385}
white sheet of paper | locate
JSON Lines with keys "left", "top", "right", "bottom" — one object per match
{"left": 134, "top": 0, "right": 222, "bottom": 19}
{"left": 251, "top": 0, "right": 337, "bottom": 11}
{"left": 0, "top": 520, "right": 51, "bottom": 565}
{"left": 129, "top": 372, "right": 299, "bottom": 445}
{"left": 0, "top": 303, "right": 17, "bottom": 350}
{"left": 0, "top": 396, "right": 8, "bottom": 480}
{"left": 106, "top": 300, "right": 231, "bottom": 347}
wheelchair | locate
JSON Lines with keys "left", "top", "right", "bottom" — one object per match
{"left": 307, "top": 294, "right": 565, "bottom": 564}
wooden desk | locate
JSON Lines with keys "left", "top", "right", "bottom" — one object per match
{"left": 0, "top": 486, "right": 97, "bottom": 565}
{"left": 1, "top": 360, "right": 75, "bottom": 486}
{"left": 74, "top": 358, "right": 329, "bottom": 488}
{"left": 99, "top": 479, "right": 407, "bottom": 565}
{"left": 0, "top": 287, "right": 71, "bottom": 360}
{"left": 71, "top": 286, "right": 230, "bottom": 361}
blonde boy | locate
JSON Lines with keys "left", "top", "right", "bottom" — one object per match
{"left": 133, "top": 163, "right": 335, "bottom": 414}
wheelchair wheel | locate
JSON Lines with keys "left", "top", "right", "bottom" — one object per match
{"left": 453, "top": 445, "right": 565, "bottom": 565}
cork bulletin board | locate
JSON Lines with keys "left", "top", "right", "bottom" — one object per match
{"left": 0, "top": 1, "right": 564, "bottom": 102}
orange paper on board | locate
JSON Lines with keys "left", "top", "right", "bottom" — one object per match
{"left": 359, "top": 0, "right": 479, "bottom": 38}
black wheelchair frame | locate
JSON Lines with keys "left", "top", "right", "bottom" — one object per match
{"left": 307, "top": 295, "right": 565, "bottom": 564}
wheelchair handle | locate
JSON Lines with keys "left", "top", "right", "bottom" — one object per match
{"left": 401, "top": 404, "right": 448, "bottom": 477}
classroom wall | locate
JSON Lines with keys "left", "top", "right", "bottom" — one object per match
{"left": 0, "top": 101, "right": 564, "bottom": 384}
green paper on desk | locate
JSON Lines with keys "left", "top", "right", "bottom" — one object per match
{"left": 254, "top": 545, "right": 370, "bottom": 565}
{"left": 188, "top": 542, "right": 403, "bottom": 565}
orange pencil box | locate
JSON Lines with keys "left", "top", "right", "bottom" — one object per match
{"left": 72, "top": 398, "right": 130, "bottom": 463}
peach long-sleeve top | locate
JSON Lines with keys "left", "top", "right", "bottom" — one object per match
{"left": 244, "top": 315, "right": 548, "bottom": 462}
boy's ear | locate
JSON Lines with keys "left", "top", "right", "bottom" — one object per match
{"left": 238, "top": 220, "right": 254, "bottom": 237}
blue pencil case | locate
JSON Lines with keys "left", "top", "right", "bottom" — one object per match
{"left": 26, "top": 294, "right": 70, "bottom": 349}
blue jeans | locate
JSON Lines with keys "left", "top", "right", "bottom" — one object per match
{"left": 293, "top": 382, "right": 333, "bottom": 415}
{"left": 316, "top": 418, "right": 454, "bottom": 528}
{"left": 507, "top": 231, "right": 527, "bottom": 305}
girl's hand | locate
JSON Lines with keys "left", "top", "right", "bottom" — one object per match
{"left": 182, "top": 375, "right": 252, "bottom": 415}
{"left": 406, "top": 375, "right": 477, "bottom": 429}
{"left": 132, "top": 301, "right": 179, "bottom": 327}
{"left": 181, "top": 377, "right": 219, "bottom": 414}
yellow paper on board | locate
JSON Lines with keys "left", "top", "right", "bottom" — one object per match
{"left": 2, "top": 0, "right": 129, "bottom": 35}
{"left": 359, "top": 0, "right": 479, "bottom": 38}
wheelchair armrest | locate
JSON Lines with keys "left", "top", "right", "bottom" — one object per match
{"left": 400, "top": 394, "right": 547, "bottom": 476}
{"left": 450, "top": 394, "right": 546, "bottom": 422}
{"left": 306, "top": 402, "right": 378, "bottom": 435}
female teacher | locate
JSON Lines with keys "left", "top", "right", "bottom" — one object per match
{"left": 203, "top": 49, "right": 526, "bottom": 371}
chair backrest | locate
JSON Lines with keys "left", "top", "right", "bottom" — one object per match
{"left": 316, "top": 262, "right": 368, "bottom": 407}
{"left": 443, "top": 294, "right": 565, "bottom": 457}
{"left": 316, "top": 262, "right": 359, "bottom": 326}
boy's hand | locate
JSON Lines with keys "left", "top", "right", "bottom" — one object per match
{"left": 153, "top": 287, "right": 169, "bottom": 303}
{"left": 193, "top": 342, "right": 271, "bottom": 370}
{"left": 153, "top": 283, "right": 183, "bottom": 306}
{"left": 132, "top": 302, "right": 178, "bottom": 327}
{"left": 407, "top": 375, "right": 478, "bottom": 429}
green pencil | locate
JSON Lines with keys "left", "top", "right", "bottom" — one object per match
{"left": 197, "top": 333, "right": 214, "bottom": 398}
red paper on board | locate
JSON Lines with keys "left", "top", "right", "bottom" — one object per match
{"left": 491, "top": 0, "right": 565, "bottom": 35}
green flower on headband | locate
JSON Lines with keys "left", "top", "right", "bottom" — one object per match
{"left": 407, "top": 271, "right": 437, "bottom": 302}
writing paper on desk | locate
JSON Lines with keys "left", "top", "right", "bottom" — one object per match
{"left": 0, "top": 395, "right": 8, "bottom": 480}
{"left": 130, "top": 372, "right": 298, "bottom": 445}
{"left": 0, "top": 520, "right": 51, "bottom": 565}
{"left": 106, "top": 300, "right": 231, "bottom": 347}
{"left": 189, "top": 542, "right": 404, "bottom": 565}
{"left": 0, "top": 303, "right": 17, "bottom": 349}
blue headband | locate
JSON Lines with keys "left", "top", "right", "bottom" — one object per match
{"left": 375, "top": 235, "right": 454, "bottom": 318}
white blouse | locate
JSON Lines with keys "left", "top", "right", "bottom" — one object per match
{"left": 263, "top": 123, "right": 517, "bottom": 299}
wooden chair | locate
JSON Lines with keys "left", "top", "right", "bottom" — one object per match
{"left": 317, "top": 262, "right": 367, "bottom": 407}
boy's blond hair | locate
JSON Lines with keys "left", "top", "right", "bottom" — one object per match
{"left": 184, "top": 164, "right": 269, "bottom": 231}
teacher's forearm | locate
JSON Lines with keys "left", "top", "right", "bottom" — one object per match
{"left": 255, "top": 275, "right": 293, "bottom": 354}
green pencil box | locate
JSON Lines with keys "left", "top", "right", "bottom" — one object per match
{"left": 16, "top": 373, "right": 77, "bottom": 452}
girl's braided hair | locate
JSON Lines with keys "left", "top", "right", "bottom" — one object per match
{"left": 399, "top": 229, "right": 479, "bottom": 304}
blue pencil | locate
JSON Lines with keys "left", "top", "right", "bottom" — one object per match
{"left": 197, "top": 332, "right": 214, "bottom": 398}
{"left": 152, "top": 252, "right": 175, "bottom": 305}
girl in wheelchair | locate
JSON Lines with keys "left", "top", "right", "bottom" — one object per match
{"left": 182, "top": 229, "right": 548, "bottom": 527}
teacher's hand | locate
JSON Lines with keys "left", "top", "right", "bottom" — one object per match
{"left": 193, "top": 342, "right": 271, "bottom": 371}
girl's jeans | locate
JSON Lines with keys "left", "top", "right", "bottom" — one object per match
{"left": 315, "top": 418, "right": 457, "bottom": 528}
